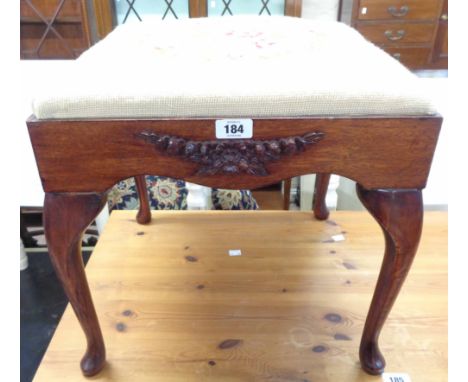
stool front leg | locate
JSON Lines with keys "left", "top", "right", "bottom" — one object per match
{"left": 44, "top": 192, "right": 108, "bottom": 377}
{"left": 356, "top": 184, "right": 423, "bottom": 375}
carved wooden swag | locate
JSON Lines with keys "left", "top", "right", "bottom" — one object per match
{"left": 136, "top": 131, "right": 324, "bottom": 176}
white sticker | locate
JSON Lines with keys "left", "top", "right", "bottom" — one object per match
{"left": 361, "top": 7, "right": 368, "bottom": 14}
{"left": 382, "top": 373, "right": 412, "bottom": 382}
{"left": 229, "top": 249, "right": 242, "bottom": 257}
{"left": 332, "top": 234, "right": 345, "bottom": 242}
{"left": 216, "top": 119, "right": 253, "bottom": 139}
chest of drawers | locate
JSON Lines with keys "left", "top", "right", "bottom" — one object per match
{"left": 351, "top": 0, "right": 448, "bottom": 69}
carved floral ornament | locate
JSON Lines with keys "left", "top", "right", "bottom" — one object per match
{"left": 136, "top": 130, "right": 324, "bottom": 176}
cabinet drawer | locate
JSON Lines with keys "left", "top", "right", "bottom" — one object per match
{"left": 20, "top": 0, "right": 82, "bottom": 22}
{"left": 357, "top": 0, "right": 441, "bottom": 21}
{"left": 381, "top": 46, "right": 431, "bottom": 68}
{"left": 356, "top": 23, "right": 435, "bottom": 44}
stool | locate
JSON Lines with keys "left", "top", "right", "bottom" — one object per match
{"left": 27, "top": 16, "right": 441, "bottom": 377}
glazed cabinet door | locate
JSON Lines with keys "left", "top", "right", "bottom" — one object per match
{"left": 93, "top": 0, "right": 302, "bottom": 39}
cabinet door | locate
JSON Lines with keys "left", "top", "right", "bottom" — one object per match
{"left": 20, "top": 0, "right": 91, "bottom": 59}
{"left": 95, "top": 1, "right": 302, "bottom": 38}
{"left": 111, "top": 0, "right": 294, "bottom": 24}
{"left": 430, "top": 0, "right": 447, "bottom": 68}
{"left": 114, "top": 0, "right": 190, "bottom": 24}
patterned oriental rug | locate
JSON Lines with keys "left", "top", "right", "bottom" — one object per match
{"left": 108, "top": 176, "right": 259, "bottom": 211}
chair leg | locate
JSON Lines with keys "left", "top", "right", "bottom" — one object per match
{"left": 43, "top": 192, "right": 108, "bottom": 376}
{"left": 312, "top": 173, "right": 331, "bottom": 220}
{"left": 283, "top": 178, "right": 292, "bottom": 210}
{"left": 134, "top": 175, "right": 151, "bottom": 224}
{"left": 20, "top": 210, "right": 38, "bottom": 247}
{"left": 356, "top": 184, "right": 423, "bottom": 375}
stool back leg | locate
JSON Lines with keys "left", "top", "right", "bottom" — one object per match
{"left": 135, "top": 175, "right": 151, "bottom": 224}
{"left": 313, "top": 173, "right": 331, "bottom": 220}
{"left": 356, "top": 184, "right": 423, "bottom": 375}
{"left": 43, "top": 192, "right": 108, "bottom": 376}
{"left": 283, "top": 178, "right": 292, "bottom": 210}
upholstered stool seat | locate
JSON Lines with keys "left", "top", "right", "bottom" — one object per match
{"left": 32, "top": 16, "right": 435, "bottom": 120}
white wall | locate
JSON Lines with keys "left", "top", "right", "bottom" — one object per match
{"left": 302, "top": 0, "right": 340, "bottom": 21}
{"left": 300, "top": 0, "right": 448, "bottom": 210}
{"left": 19, "top": 61, "right": 56, "bottom": 207}
{"left": 335, "top": 75, "right": 448, "bottom": 211}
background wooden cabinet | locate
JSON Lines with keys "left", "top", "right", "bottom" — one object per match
{"left": 351, "top": 0, "right": 448, "bottom": 70}
{"left": 20, "top": 0, "right": 92, "bottom": 59}
{"left": 430, "top": 0, "right": 448, "bottom": 68}
{"left": 21, "top": 0, "right": 446, "bottom": 70}
{"left": 20, "top": 0, "right": 304, "bottom": 59}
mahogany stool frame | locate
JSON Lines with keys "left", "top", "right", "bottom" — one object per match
{"left": 27, "top": 114, "right": 442, "bottom": 376}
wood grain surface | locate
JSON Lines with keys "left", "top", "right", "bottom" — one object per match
{"left": 285, "top": 0, "right": 302, "bottom": 17}
{"left": 356, "top": 23, "right": 435, "bottom": 44}
{"left": 27, "top": 116, "right": 441, "bottom": 192}
{"left": 34, "top": 211, "right": 447, "bottom": 382}
{"left": 355, "top": 0, "right": 441, "bottom": 21}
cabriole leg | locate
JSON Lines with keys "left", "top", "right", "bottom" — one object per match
{"left": 356, "top": 184, "right": 423, "bottom": 375}
{"left": 44, "top": 192, "right": 108, "bottom": 376}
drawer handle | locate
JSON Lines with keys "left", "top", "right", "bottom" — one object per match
{"left": 440, "top": 13, "right": 448, "bottom": 21}
{"left": 384, "top": 30, "right": 406, "bottom": 41}
{"left": 387, "top": 5, "right": 409, "bottom": 17}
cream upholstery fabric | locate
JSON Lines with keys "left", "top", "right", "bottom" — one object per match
{"left": 32, "top": 16, "right": 437, "bottom": 119}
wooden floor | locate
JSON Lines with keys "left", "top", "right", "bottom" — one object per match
{"left": 34, "top": 211, "right": 447, "bottom": 382}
